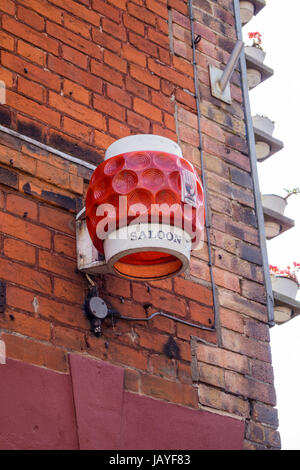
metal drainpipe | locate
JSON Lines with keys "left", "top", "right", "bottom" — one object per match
{"left": 188, "top": 0, "right": 219, "bottom": 331}
{"left": 232, "top": 0, "right": 274, "bottom": 325}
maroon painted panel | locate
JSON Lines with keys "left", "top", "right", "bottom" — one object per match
{"left": 69, "top": 353, "right": 124, "bottom": 450}
{"left": 0, "top": 359, "right": 78, "bottom": 450}
{"left": 120, "top": 392, "right": 245, "bottom": 450}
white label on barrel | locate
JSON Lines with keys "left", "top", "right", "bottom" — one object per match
{"left": 181, "top": 170, "right": 197, "bottom": 207}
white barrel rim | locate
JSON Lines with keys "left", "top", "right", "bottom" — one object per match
{"left": 104, "top": 223, "right": 191, "bottom": 280}
{"left": 104, "top": 134, "right": 183, "bottom": 160}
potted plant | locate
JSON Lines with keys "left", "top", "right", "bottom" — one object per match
{"left": 270, "top": 263, "right": 300, "bottom": 299}
{"left": 262, "top": 187, "right": 300, "bottom": 215}
{"left": 239, "top": 1, "right": 255, "bottom": 25}
{"left": 245, "top": 32, "right": 265, "bottom": 89}
{"left": 245, "top": 32, "right": 266, "bottom": 62}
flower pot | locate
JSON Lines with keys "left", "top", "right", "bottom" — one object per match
{"left": 262, "top": 194, "right": 287, "bottom": 215}
{"left": 239, "top": 1, "right": 254, "bottom": 24}
{"left": 245, "top": 45, "right": 266, "bottom": 63}
{"left": 271, "top": 276, "right": 299, "bottom": 299}
{"left": 264, "top": 221, "right": 280, "bottom": 239}
{"left": 274, "top": 306, "right": 292, "bottom": 325}
{"left": 255, "top": 141, "right": 271, "bottom": 161}
{"left": 247, "top": 68, "right": 262, "bottom": 89}
{"left": 252, "top": 115, "right": 275, "bottom": 136}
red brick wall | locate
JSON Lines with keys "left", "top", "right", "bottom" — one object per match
{"left": 0, "top": 0, "right": 280, "bottom": 450}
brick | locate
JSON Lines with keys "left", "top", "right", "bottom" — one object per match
{"left": 6, "top": 90, "right": 60, "bottom": 127}
{"left": 189, "top": 301, "right": 213, "bottom": 327}
{"left": 219, "top": 307, "right": 244, "bottom": 334}
{"left": 53, "top": 233, "right": 75, "bottom": 259}
{"left": 133, "top": 97, "right": 162, "bottom": 122}
{"left": 124, "top": 368, "right": 140, "bottom": 392}
{"left": 109, "top": 119, "right": 131, "bottom": 138}
{"left": 225, "top": 370, "right": 276, "bottom": 405}
{"left": 133, "top": 283, "right": 186, "bottom": 317}
{"left": 123, "top": 13, "right": 145, "bottom": 36}
{"left": 49, "top": 0, "right": 100, "bottom": 26}
{"left": 149, "top": 59, "right": 194, "bottom": 92}
{"left": 173, "top": 39, "right": 192, "bottom": 61}
{"left": 0, "top": 31, "right": 14, "bottom": 51}
{"left": 196, "top": 343, "right": 249, "bottom": 374}
{"left": 92, "top": 28, "right": 121, "bottom": 54}
{"left": 189, "top": 257, "right": 211, "bottom": 282}
{"left": 4, "top": 238, "right": 36, "bottom": 265}
{"left": 148, "top": 28, "right": 169, "bottom": 49}
{"left": 198, "top": 383, "right": 250, "bottom": 418}
{"left": 94, "top": 131, "right": 115, "bottom": 150}
{"left": 18, "top": 76, "right": 45, "bottom": 103}
{"left": 106, "top": 83, "right": 131, "bottom": 108}
{"left": 94, "top": 94, "right": 125, "bottom": 121}
{"left": 0, "top": 258, "right": 51, "bottom": 294}
{"left": 6, "top": 285, "right": 38, "bottom": 314}
{"left": 130, "top": 64, "right": 160, "bottom": 90}
{"left": 238, "top": 241, "right": 262, "bottom": 266}
{"left": 17, "top": 5, "right": 44, "bottom": 31}
{"left": 244, "top": 318, "right": 270, "bottom": 342}
{"left": 212, "top": 267, "right": 240, "bottom": 292}
{"left": 218, "top": 288, "right": 268, "bottom": 323}
{"left": 135, "top": 327, "right": 171, "bottom": 353}
{"left": 64, "top": 13, "right": 91, "bottom": 39}
{"left": 107, "top": 0, "right": 126, "bottom": 9}
{"left": 36, "top": 160, "right": 69, "bottom": 189}
{"left": 241, "top": 279, "right": 266, "bottom": 304}
{"left": 62, "top": 45, "right": 88, "bottom": 69}
{"left": 129, "top": 32, "right": 158, "bottom": 57}
{"left": 127, "top": 110, "right": 150, "bottom": 133}
{"left": 0, "top": 309, "right": 51, "bottom": 341}
{"left": 102, "top": 18, "right": 126, "bottom": 41}
{"left": 140, "top": 374, "right": 198, "bottom": 407}
{"left": 18, "top": 0, "right": 63, "bottom": 23}
{"left": 64, "top": 116, "right": 91, "bottom": 142}
{"left": 6, "top": 193, "right": 38, "bottom": 220}
{"left": 221, "top": 328, "right": 272, "bottom": 362}
{"left": 105, "top": 274, "right": 131, "bottom": 298}
{"left": 122, "top": 43, "right": 146, "bottom": 68}
{"left": 252, "top": 402, "right": 279, "bottom": 427}
{"left": 46, "top": 22, "right": 101, "bottom": 60}
{"left": 2, "top": 52, "right": 60, "bottom": 92}
{"left": 63, "top": 80, "right": 89, "bottom": 106}
{"left": 0, "top": 0, "right": 15, "bottom": 14}
{"left": 91, "top": 60, "right": 123, "bottom": 87}
{"left": 17, "top": 40, "right": 46, "bottom": 67}
{"left": 93, "top": 0, "right": 120, "bottom": 23}
{"left": 1, "top": 333, "right": 68, "bottom": 372}
{"left": 48, "top": 56, "right": 101, "bottom": 94}
{"left": 2, "top": 15, "right": 59, "bottom": 55}
{"left": 39, "top": 250, "right": 79, "bottom": 281}
{"left": 0, "top": 210, "right": 51, "bottom": 248}
{"left": 53, "top": 277, "right": 86, "bottom": 305}
{"left": 49, "top": 91, "right": 105, "bottom": 131}
{"left": 39, "top": 205, "right": 75, "bottom": 235}
{"left": 172, "top": 55, "right": 193, "bottom": 77}
{"left": 104, "top": 50, "right": 127, "bottom": 73}
{"left": 0, "top": 68, "right": 14, "bottom": 89}
{"left": 250, "top": 359, "right": 274, "bottom": 384}
{"left": 128, "top": 2, "right": 156, "bottom": 26}
{"left": 52, "top": 325, "right": 86, "bottom": 351}
{"left": 149, "top": 354, "right": 177, "bottom": 379}
{"left": 37, "top": 295, "right": 88, "bottom": 329}
{"left": 174, "top": 277, "right": 213, "bottom": 306}
{"left": 198, "top": 362, "right": 225, "bottom": 388}
{"left": 108, "top": 342, "right": 148, "bottom": 370}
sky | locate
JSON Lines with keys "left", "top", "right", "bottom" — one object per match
{"left": 242, "top": 0, "right": 300, "bottom": 450}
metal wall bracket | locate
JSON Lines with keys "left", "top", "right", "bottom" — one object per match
{"left": 209, "top": 40, "right": 244, "bottom": 104}
{"left": 76, "top": 209, "right": 109, "bottom": 275}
